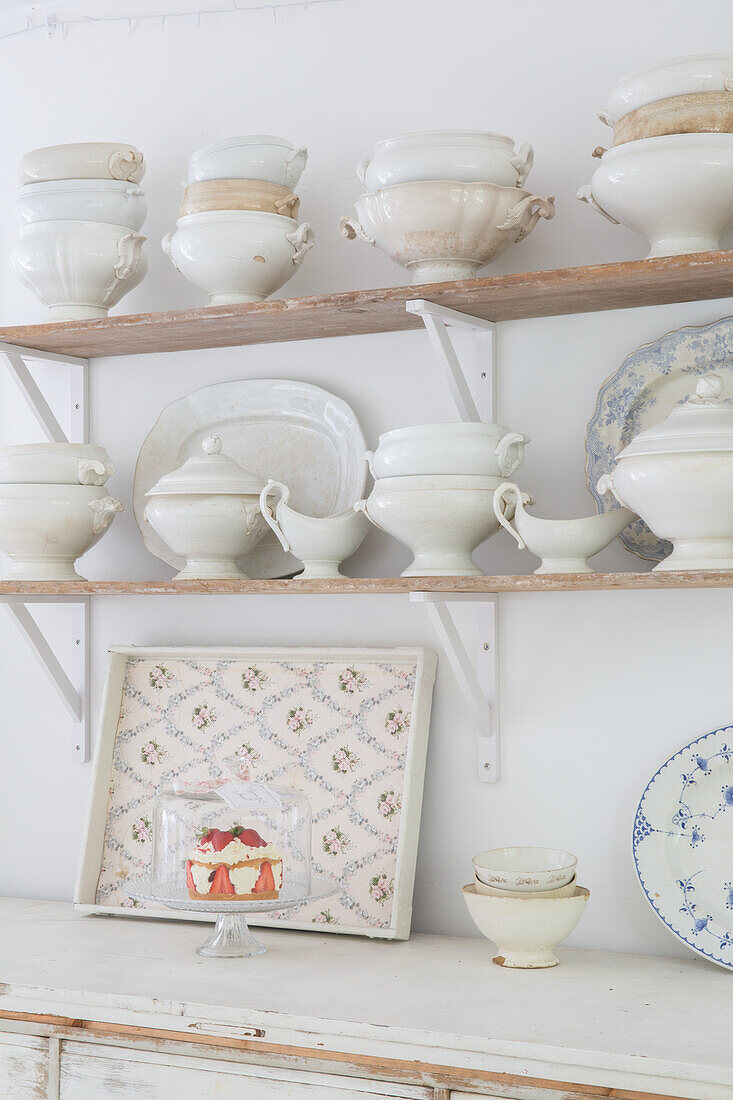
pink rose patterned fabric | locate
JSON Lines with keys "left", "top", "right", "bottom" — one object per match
{"left": 94, "top": 651, "right": 431, "bottom": 935}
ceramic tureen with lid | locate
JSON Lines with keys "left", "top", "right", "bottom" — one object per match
{"left": 143, "top": 435, "right": 267, "bottom": 579}
{"left": 598, "top": 373, "right": 733, "bottom": 570}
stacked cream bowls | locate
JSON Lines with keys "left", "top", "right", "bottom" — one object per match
{"left": 464, "top": 846, "right": 588, "bottom": 969}
{"left": 355, "top": 422, "right": 529, "bottom": 576}
{"left": 163, "top": 135, "right": 314, "bottom": 305}
{"left": 0, "top": 443, "right": 122, "bottom": 580}
{"left": 578, "top": 55, "right": 733, "bottom": 256}
{"left": 10, "top": 142, "right": 147, "bottom": 320}
{"left": 340, "top": 130, "right": 554, "bottom": 284}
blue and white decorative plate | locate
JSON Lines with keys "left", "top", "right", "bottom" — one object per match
{"left": 586, "top": 316, "right": 733, "bottom": 561}
{"left": 633, "top": 724, "right": 733, "bottom": 969}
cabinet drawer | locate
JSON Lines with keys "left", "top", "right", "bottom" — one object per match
{"left": 60, "top": 1041, "right": 432, "bottom": 1099}
{"left": 0, "top": 1032, "right": 48, "bottom": 1099}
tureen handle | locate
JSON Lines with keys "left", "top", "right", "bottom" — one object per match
{"left": 88, "top": 495, "right": 123, "bottom": 535}
{"left": 283, "top": 146, "right": 308, "bottom": 189}
{"left": 364, "top": 450, "right": 376, "bottom": 478}
{"left": 497, "top": 193, "right": 555, "bottom": 242}
{"left": 259, "top": 480, "right": 291, "bottom": 552}
{"left": 597, "top": 472, "right": 626, "bottom": 507}
{"left": 354, "top": 498, "right": 385, "bottom": 532}
{"left": 494, "top": 431, "right": 530, "bottom": 478}
{"left": 510, "top": 143, "right": 534, "bottom": 187}
{"left": 492, "top": 482, "right": 528, "bottom": 549}
{"left": 285, "top": 223, "right": 315, "bottom": 266}
{"left": 77, "top": 458, "right": 114, "bottom": 486}
{"left": 577, "top": 185, "right": 620, "bottom": 224}
{"left": 338, "top": 216, "right": 375, "bottom": 246}
{"left": 356, "top": 156, "right": 371, "bottom": 186}
{"left": 597, "top": 108, "right": 613, "bottom": 127}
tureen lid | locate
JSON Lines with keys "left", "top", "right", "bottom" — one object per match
{"left": 145, "top": 435, "right": 264, "bottom": 496}
{"left": 617, "top": 374, "right": 733, "bottom": 457}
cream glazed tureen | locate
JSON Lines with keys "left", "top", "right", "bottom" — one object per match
{"left": 143, "top": 435, "right": 268, "bottom": 579}
{"left": 598, "top": 374, "right": 733, "bottom": 571}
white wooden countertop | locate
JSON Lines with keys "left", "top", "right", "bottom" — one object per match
{"left": 0, "top": 898, "right": 730, "bottom": 1099}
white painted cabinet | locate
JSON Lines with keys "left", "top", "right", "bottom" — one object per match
{"left": 59, "top": 1041, "right": 431, "bottom": 1100}
{"left": 0, "top": 1033, "right": 48, "bottom": 1099}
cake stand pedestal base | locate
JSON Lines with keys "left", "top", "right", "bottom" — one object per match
{"left": 197, "top": 913, "right": 266, "bottom": 958}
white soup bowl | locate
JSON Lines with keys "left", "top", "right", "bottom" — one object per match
{"left": 15, "top": 180, "right": 146, "bottom": 232}
{"left": 472, "top": 846, "right": 578, "bottom": 892}
{"left": 358, "top": 130, "right": 534, "bottom": 190}
{"left": 144, "top": 495, "right": 268, "bottom": 580}
{"left": 367, "top": 422, "right": 529, "bottom": 480}
{"left": 20, "top": 142, "right": 145, "bottom": 184}
{"left": 473, "top": 873, "right": 577, "bottom": 898}
{"left": 0, "top": 443, "right": 115, "bottom": 486}
{"left": 187, "top": 136, "right": 308, "bottom": 189}
{"left": 603, "top": 54, "right": 733, "bottom": 125}
{"left": 463, "top": 884, "right": 589, "bottom": 968}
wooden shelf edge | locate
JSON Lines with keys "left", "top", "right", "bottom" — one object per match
{"left": 2, "top": 249, "right": 733, "bottom": 358}
{"left": 0, "top": 572, "right": 731, "bottom": 596}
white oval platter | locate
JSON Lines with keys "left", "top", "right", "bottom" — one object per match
{"left": 134, "top": 379, "right": 367, "bottom": 579}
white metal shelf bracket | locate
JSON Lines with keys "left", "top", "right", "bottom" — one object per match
{"left": 0, "top": 344, "right": 91, "bottom": 762}
{"left": 406, "top": 299, "right": 496, "bottom": 423}
{"left": 411, "top": 592, "right": 498, "bottom": 782}
{"left": 1, "top": 596, "right": 90, "bottom": 762}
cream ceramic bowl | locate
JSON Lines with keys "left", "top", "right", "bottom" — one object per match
{"left": 19, "top": 142, "right": 145, "bottom": 184}
{"left": 0, "top": 483, "right": 122, "bottom": 580}
{"left": 355, "top": 474, "right": 513, "bottom": 576}
{"left": 463, "top": 884, "right": 590, "bottom": 969}
{"left": 10, "top": 220, "right": 147, "bottom": 321}
{"left": 0, "top": 443, "right": 115, "bottom": 486}
{"left": 340, "top": 181, "right": 555, "bottom": 285}
{"left": 367, "top": 423, "right": 529, "bottom": 480}
{"left": 144, "top": 495, "right": 268, "bottom": 580}
{"left": 472, "top": 846, "right": 578, "bottom": 892}
{"left": 187, "top": 136, "right": 308, "bottom": 189}
{"left": 260, "top": 480, "right": 369, "bottom": 579}
{"left": 162, "top": 211, "right": 314, "bottom": 305}
{"left": 578, "top": 133, "right": 733, "bottom": 256}
{"left": 14, "top": 180, "right": 147, "bottom": 231}
{"left": 607, "top": 91, "right": 733, "bottom": 147}
{"left": 357, "top": 130, "right": 534, "bottom": 190}
{"left": 179, "top": 179, "right": 300, "bottom": 219}
{"left": 473, "top": 873, "right": 577, "bottom": 898}
{"left": 603, "top": 54, "right": 733, "bottom": 125}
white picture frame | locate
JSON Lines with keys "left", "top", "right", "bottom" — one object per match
{"left": 75, "top": 645, "right": 436, "bottom": 940}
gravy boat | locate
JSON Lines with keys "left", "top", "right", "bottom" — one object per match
{"left": 259, "top": 480, "right": 369, "bottom": 579}
{"left": 493, "top": 482, "right": 635, "bottom": 573}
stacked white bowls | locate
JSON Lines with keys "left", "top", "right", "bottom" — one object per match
{"left": 10, "top": 142, "right": 148, "bottom": 320}
{"left": 578, "top": 55, "right": 733, "bottom": 256}
{"left": 0, "top": 443, "right": 122, "bottom": 580}
{"left": 340, "top": 130, "right": 555, "bottom": 284}
{"left": 355, "top": 422, "right": 530, "bottom": 576}
{"left": 163, "top": 135, "right": 315, "bottom": 305}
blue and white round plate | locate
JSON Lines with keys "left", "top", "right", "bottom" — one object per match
{"left": 586, "top": 315, "right": 733, "bottom": 561}
{"left": 633, "top": 724, "right": 733, "bottom": 969}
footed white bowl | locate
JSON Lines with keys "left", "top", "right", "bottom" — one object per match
{"left": 578, "top": 133, "right": 733, "bottom": 256}
{"left": 463, "top": 884, "right": 589, "bottom": 968}
{"left": 10, "top": 220, "right": 146, "bottom": 321}
{"left": 340, "top": 181, "right": 554, "bottom": 284}
{"left": 162, "top": 211, "right": 314, "bottom": 305}
{"left": 144, "top": 494, "right": 268, "bottom": 580}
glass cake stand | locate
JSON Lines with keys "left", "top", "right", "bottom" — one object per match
{"left": 126, "top": 875, "right": 339, "bottom": 958}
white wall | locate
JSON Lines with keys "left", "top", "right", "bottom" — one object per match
{"left": 0, "top": 0, "right": 732, "bottom": 959}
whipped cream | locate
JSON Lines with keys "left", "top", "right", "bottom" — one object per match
{"left": 192, "top": 839, "right": 282, "bottom": 865}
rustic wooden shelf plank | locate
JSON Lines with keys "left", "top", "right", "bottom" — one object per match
{"left": 2, "top": 250, "right": 733, "bottom": 358}
{"left": 0, "top": 572, "right": 731, "bottom": 596}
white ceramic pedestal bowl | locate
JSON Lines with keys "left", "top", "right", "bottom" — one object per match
{"left": 14, "top": 180, "right": 147, "bottom": 232}
{"left": 357, "top": 130, "right": 534, "bottom": 191}
{"left": 187, "top": 136, "right": 308, "bottom": 189}
{"left": 472, "top": 846, "right": 578, "bottom": 893}
{"left": 0, "top": 484, "right": 122, "bottom": 580}
{"left": 493, "top": 482, "right": 635, "bottom": 573}
{"left": 0, "top": 443, "right": 115, "bottom": 486}
{"left": 367, "top": 423, "right": 529, "bottom": 480}
{"left": 10, "top": 220, "right": 147, "bottom": 321}
{"left": 602, "top": 54, "right": 733, "bottom": 126}
{"left": 473, "top": 873, "right": 577, "bottom": 899}
{"left": 340, "top": 181, "right": 555, "bottom": 285}
{"left": 463, "top": 884, "right": 589, "bottom": 969}
{"left": 355, "top": 475, "right": 515, "bottom": 577}
{"left": 144, "top": 495, "right": 268, "bottom": 580}
{"left": 577, "top": 134, "right": 733, "bottom": 257}
{"left": 162, "top": 211, "right": 314, "bottom": 305}
{"left": 260, "top": 480, "right": 369, "bottom": 579}
{"left": 19, "top": 142, "right": 145, "bottom": 184}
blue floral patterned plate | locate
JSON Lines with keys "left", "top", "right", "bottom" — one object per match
{"left": 586, "top": 316, "right": 733, "bottom": 561}
{"left": 633, "top": 724, "right": 733, "bottom": 969}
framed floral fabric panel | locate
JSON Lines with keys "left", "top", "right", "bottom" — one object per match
{"left": 76, "top": 645, "right": 437, "bottom": 939}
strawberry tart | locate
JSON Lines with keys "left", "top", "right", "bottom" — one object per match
{"left": 186, "top": 824, "right": 283, "bottom": 901}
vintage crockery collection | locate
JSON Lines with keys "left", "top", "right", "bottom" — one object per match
{"left": 464, "top": 846, "right": 588, "bottom": 968}
{"left": 163, "top": 135, "right": 314, "bottom": 305}
{"left": 340, "top": 129, "right": 555, "bottom": 284}
{"left": 11, "top": 141, "right": 147, "bottom": 320}
{"left": 579, "top": 54, "right": 733, "bottom": 256}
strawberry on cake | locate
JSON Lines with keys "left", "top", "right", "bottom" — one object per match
{"left": 186, "top": 824, "right": 283, "bottom": 901}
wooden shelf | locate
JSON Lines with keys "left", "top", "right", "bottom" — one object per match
{"left": 1, "top": 571, "right": 732, "bottom": 595}
{"left": 2, "top": 249, "right": 733, "bottom": 358}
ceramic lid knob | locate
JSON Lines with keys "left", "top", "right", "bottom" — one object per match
{"left": 695, "top": 374, "right": 724, "bottom": 403}
{"left": 202, "top": 435, "right": 223, "bottom": 455}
